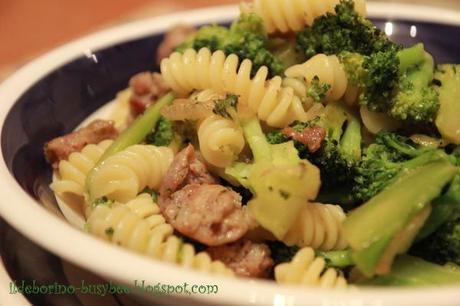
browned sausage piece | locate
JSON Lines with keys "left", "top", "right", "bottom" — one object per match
{"left": 44, "top": 119, "right": 118, "bottom": 167}
{"left": 162, "top": 184, "right": 250, "bottom": 246}
{"left": 129, "top": 72, "right": 170, "bottom": 117}
{"left": 155, "top": 24, "right": 196, "bottom": 65}
{"left": 159, "top": 144, "right": 217, "bottom": 198}
{"left": 207, "top": 240, "right": 274, "bottom": 278}
{"left": 159, "top": 145, "right": 252, "bottom": 246}
{"left": 283, "top": 125, "right": 326, "bottom": 153}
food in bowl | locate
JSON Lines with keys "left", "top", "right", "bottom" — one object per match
{"left": 45, "top": 0, "right": 460, "bottom": 288}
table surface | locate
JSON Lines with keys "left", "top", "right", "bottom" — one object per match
{"left": 0, "top": 0, "right": 459, "bottom": 81}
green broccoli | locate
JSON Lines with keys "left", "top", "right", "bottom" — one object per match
{"left": 296, "top": 0, "right": 399, "bottom": 59}
{"left": 410, "top": 174, "right": 460, "bottom": 265}
{"left": 434, "top": 64, "right": 460, "bottom": 144}
{"left": 306, "top": 76, "right": 332, "bottom": 103}
{"left": 213, "top": 94, "right": 239, "bottom": 119}
{"left": 145, "top": 116, "right": 174, "bottom": 146}
{"left": 267, "top": 102, "right": 362, "bottom": 196}
{"left": 360, "top": 255, "right": 460, "bottom": 286}
{"left": 352, "top": 132, "right": 443, "bottom": 203}
{"left": 344, "top": 160, "right": 458, "bottom": 277}
{"left": 411, "top": 212, "right": 460, "bottom": 266}
{"left": 340, "top": 43, "right": 439, "bottom": 124}
{"left": 225, "top": 116, "right": 321, "bottom": 239}
{"left": 176, "top": 13, "right": 283, "bottom": 77}
{"left": 390, "top": 52, "right": 439, "bottom": 122}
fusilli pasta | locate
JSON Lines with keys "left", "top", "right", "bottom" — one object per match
{"left": 250, "top": 0, "right": 366, "bottom": 34}
{"left": 275, "top": 247, "right": 348, "bottom": 288}
{"left": 283, "top": 203, "right": 348, "bottom": 251}
{"left": 87, "top": 193, "right": 234, "bottom": 276}
{"left": 88, "top": 145, "right": 174, "bottom": 203}
{"left": 161, "top": 48, "right": 313, "bottom": 127}
{"left": 51, "top": 140, "right": 113, "bottom": 197}
{"left": 285, "top": 54, "right": 349, "bottom": 103}
{"left": 198, "top": 115, "right": 245, "bottom": 168}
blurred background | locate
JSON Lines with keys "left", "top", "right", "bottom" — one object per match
{"left": 0, "top": 0, "right": 458, "bottom": 81}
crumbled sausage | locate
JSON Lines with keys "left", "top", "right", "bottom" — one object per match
{"left": 44, "top": 119, "right": 118, "bottom": 167}
{"left": 159, "top": 145, "right": 252, "bottom": 246}
{"left": 207, "top": 240, "right": 274, "bottom": 278}
{"left": 155, "top": 25, "right": 196, "bottom": 65}
{"left": 159, "top": 144, "right": 217, "bottom": 198}
{"left": 283, "top": 125, "right": 327, "bottom": 153}
{"left": 162, "top": 184, "right": 251, "bottom": 246}
{"left": 129, "top": 72, "right": 170, "bottom": 117}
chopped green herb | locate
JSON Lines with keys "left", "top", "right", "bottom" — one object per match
{"left": 105, "top": 227, "right": 114, "bottom": 237}
{"left": 141, "top": 187, "right": 158, "bottom": 202}
{"left": 279, "top": 190, "right": 291, "bottom": 200}
{"left": 306, "top": 76, "right": 332, "bottom": 102}
{"left": 213, "top": 94, "right": 239, "bottom": 119}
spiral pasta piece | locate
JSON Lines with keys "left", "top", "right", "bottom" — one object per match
{"left": 89, "top": 145, "right": 174, "bottom": 203}
{"left": 285, "top": 54, "right": 349, "bottom": 103}
{"left": 161, "top": 48, "right": 312, "bottom": 127}
{"left": 198, "top": 115, "right": 245, "bottom": 168}
{"left": 275, "top": 247, "right": 348, "bottom": 288}
{"left": 87, "top": 193, "right": 234, "bottom": 276}
{"left": 251, "top": 0, "right": 366, "bottom": 34}
{"left": 283, "top": 203, "right": 348, "bottom": 251}
{"left": 51, "top": 140, "right": 113, "bottom": 197}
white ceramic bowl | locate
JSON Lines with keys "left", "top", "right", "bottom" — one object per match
{"left": 1, "top": 3, "right": 460, "bottom": 306}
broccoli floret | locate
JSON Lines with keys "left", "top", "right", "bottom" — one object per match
{"left": 306, "top": 76, "right": 332, "bottom": 102}
{"left": 390, "top": 52, "right": 439, "bottom": 122}
{"left": 434, "top": 65, "right": 460, "bottom": 144}
{"left": 176, "top": 13, "right": 283, "bottom": 77}
{"left": 352, "top": 132, "right": 442, "bottom": 202}
{"left": 145, "top": 116, "right": 174, "bottom": 146}
{"left": 213, "top": 94, "right": 239, "bottom": 119}
{"left": 411, "top": 213, "right": 460, "bottom": 266}
{"left": 268, "top": 103, "right": 362, "bottom": 193}
{"left": 296, "top": 0, "right": 399, "bottom": 59}
{"left": 344, "top": 160, "right": 458, "bottom": 277}
{"left": 340, "top": 44, "right": 439, "bottom": 124}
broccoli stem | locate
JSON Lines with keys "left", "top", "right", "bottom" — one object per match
{"left": 241, "top": 116, "right": 272, "bottom": 162}
{"left": 100, "top": 93, "right": 175, "bottom": 159}
{"left": 317, "top": 249, "right": 354, "bottom": 268}
{"left": 397, "top": 43, "right": 426, "bottom": 73}
{"left": 86, "top": 93, "right": 175, "bottom": 198}
{"left": 401, "top": 150, "right": 449, "bottom": 170}
{"left": 339, "top": 117, "right": 362, "bottom": 162}
{"left": 360, "top": 255, "right": 460, "bottom": 286}
{"left": 417, "top": 174, "right": 460, "bottom": 241}
{"left": 344, "top": 160, "right": 458, "bottom": 277}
